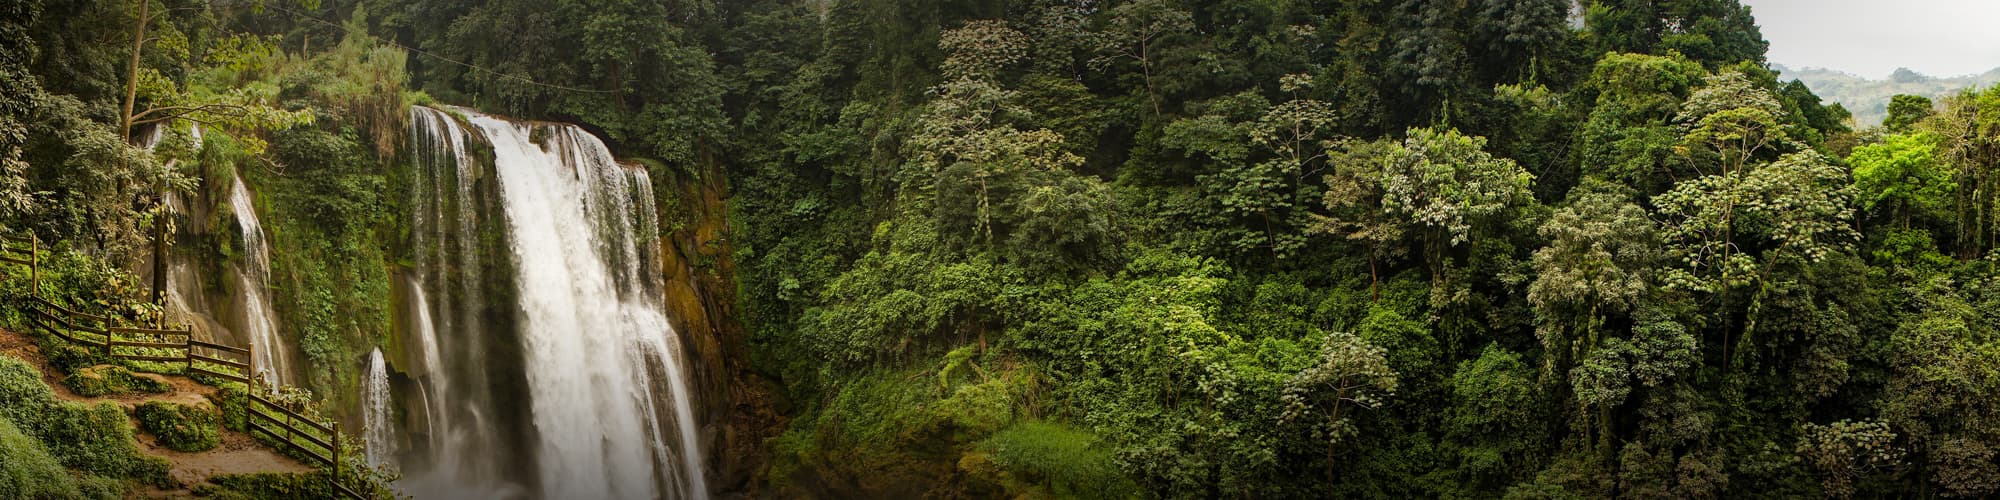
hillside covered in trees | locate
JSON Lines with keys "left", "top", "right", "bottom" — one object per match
{"left": 1776, "top": 63, "right": 2000, "bottom": 127}
{"left": 5, "top": 0, "right": 2000, "bottom": 498}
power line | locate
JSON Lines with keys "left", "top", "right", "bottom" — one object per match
{"left": 258, "top": 2, "right": 616, "bottom": 94}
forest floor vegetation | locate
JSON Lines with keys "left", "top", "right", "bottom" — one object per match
{"left": 0, "top": 326, "right": 311, "bottom": 496}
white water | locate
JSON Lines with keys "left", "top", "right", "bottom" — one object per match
{"left": 363, "top": 348, "right": 396, "bottom": 468}
{"left": 466, "top": 110, "right": 708, "bottom": 500}
{"left": 402, "top": 108, "right": 528, "bottom": 500}
{"left": 228, "top": 176, "right": 292, "bottom": 386}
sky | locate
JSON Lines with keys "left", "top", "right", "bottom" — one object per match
{"left": 1742, "top": 0, "right": 2000, "bottom": 78}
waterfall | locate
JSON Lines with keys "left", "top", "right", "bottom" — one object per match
{"left": 228, "top": 175, "right": 292, "bottom": 386}
{"left": 468, "top": 110, "right": 708, "bottom": 500}
{"left": 400, "top": 106, "right": 708, "bottom": 499}
{"left": 401, "top": 107, "right": 516, "bottom": 500}
{"left": 364, "top": 348, "right": 396, "bottom": 468}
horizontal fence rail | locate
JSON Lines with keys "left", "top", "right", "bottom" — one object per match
{"left": 0, "top": 231, "right": 375, "bottom": 499}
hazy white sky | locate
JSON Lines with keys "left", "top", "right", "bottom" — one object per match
{"left": 1743, "top": 0, "right": 2000, "bottom": 78}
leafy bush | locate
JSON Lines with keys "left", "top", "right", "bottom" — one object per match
{"left": 978, "top": 421, "right": 1139, "bottom": 500}
{"left": 63, "top": 364, "right": 171, "bottom": 397}
{"left": 136, "top": 401, "right": 222, "bottom": 452}
{"left": 200, "top": 471, "right": 342, "bottom": 500}
{"left": 0, "top": 414, "right": 85, "bottom": 499}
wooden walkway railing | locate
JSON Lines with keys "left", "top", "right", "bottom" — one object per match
{"left": 0, "top": 233, "right": 379, "bottom": 500}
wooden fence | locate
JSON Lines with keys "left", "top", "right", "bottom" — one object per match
{"left": 245, "top": 390, "right": 371, "bottom": 499}
{"left": 0, "top": 233, "right": 377, "bottom": 500}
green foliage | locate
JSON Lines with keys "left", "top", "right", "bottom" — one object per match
{"left": 21, "top": 0, "right": 2000, "bottom": 497}
{"left": 199, "top": 471, "right": 344, "bottom": 500}
{"left": 1885, "top": 94, "right": 1935, "bottom": 132}
{"left": 977, "top": 421, "right": 1139, "bottom": 500}
{"left": 1445, "top": 345, "right": 1547, "bottom": 489}
{"left": 0, "top": 414, "right": 90, "bottom": 500}
{"left": 0, "top": 355, "right": 169, "bottom": 488}
{"left": 1797, "top": 419, "right": 1902, "bottom": 498}
{"left": 1655, "top": 151, "right": 1856, "bottom": 292}
{"left": 210, "top": 381, "right": 250, "bottom": 432}
{"left": 1850, "top": 133, "right": 1952, "bottom": 226}
{"left": 135, "top": 400, "right": 221, "bottom": 452}
{"left": 63, "top": 364, "right": 171, "bottom": 397}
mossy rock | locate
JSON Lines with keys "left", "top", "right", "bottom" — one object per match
{"left": 209, "top": 382, "right": 250, "bottom": 432}
{"left": 42, "top": 342, "right": 99, "bottom": 375}
{"left": 62, "top": 365, "right": 171, "bottom": 397}
{"left": 135, "top": 401, "right": 221, "bottom": 452}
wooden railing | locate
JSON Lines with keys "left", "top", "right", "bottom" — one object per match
{"left": 0, "top": 233, "right": 379, "bottom": 499}
{"left": 245, "top": 390, "right": 372, "bottom": 499}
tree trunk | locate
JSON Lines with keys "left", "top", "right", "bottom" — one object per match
{"left": 121, "top": 0, "right": 149, "bottom": 141}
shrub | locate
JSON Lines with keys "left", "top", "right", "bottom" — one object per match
{"left": 202, "top": 471, "right": 342, "bottom": 500}
{"left": 136, "top": 401, "right": 222, "bottom": 452}
{"left": 63, "top": 364, "right": 172, "bottom": 397}
{"left": 0, "top": 414, "right": 85, "bottom": 499}
{"left": 979, "top": 421, "right": 1139, "bottom": 500}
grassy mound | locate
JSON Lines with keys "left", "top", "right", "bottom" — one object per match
{"left": 136, "top": 400, "right": 223, "bottom": 452}
{"left": 63, "top": 364, "right": 172, "bottom": 397}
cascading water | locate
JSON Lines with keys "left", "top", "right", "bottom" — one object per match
{"left": 401, "top": 107, "right": 515, "bottom": 500}
{"left": 364, "top": 348, "right": 396, "bottom": 468}
{"left": 228, "top": 175, "right": 293, "bottom": 385}
{"left": 400, "top": 106, "right": 708, "bottom": 499}
{"left": 469, "top": 111, "right": 708, "bottom": 500}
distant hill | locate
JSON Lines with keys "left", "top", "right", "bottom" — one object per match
{"left": 1775, "top": 64, "right": 2000, "bottom": 128}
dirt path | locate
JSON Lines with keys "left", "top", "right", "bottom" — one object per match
{"left": 0, "top": 328, "right": 314, "bottom": 493}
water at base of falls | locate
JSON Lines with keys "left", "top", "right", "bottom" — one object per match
{"left": 401, "top": 106, "right": 708, "bottom": 500}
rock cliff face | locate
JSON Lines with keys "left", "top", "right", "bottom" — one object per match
{"left": 653, "top": 157, "right": 784, "bottom": 496}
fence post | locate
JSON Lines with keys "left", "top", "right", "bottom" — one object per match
{"left": 333, "top": 422, "right": 341, "bottom": 482}
{"left": 28, "top": 234, "right": 36, "bottom": 299}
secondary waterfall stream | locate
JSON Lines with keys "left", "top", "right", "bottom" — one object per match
{"left": 227, "top": 175, "right": 293, "bottom": 386}
{"left": 400, "top": 106, "right": 709, "bottom": 499}
{"left": 364, "top": 348, "right": 395, "bottom": 467}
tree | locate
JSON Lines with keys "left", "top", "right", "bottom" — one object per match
{"left": 1676, "top": 70, "right": 1792, "bottom": 178}
{"left": 1380, "top": 127, "right": 1534, "bottom": 285}
{"left": 0, "top": 0, "right": 45, "bottom": 220}
{"left": 1849, "top": 133, "right": 1952, "bottom": 228}
{"left": 1280, "top": 331, "right": 1398, "bottom": 482}
{"left": 1230, "top": 74, "right": 1339, "bottom": 260}
{"left": 907, "top": 20, "right": 1114, "bottom": 271}
{"left": 1090, "top": 0, "right": 1192, "bottom": 117}
{"left": 1315, "top": 138, "right": 1402, "bottom": 300}
{"left": 1530, "top": 180, "right": 1662, "bottom": 367}
{"left": 1574, "top": 51, "right": 1707, "bottom": 194}
{"left": 1925, "top": 86, "right": 2000, "bottom": 254}
{"left": 1885, "top": 94, "right": 1934, "bottom": 132}
{"left": 1444, "top": 344, "right": 1547, "bottom": 491}
{"left": 1655, "top": 150, "right": 1855, "bottom": 294}
{"left": 1585, "top": 0, "right": 1768, "bottom": 68}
